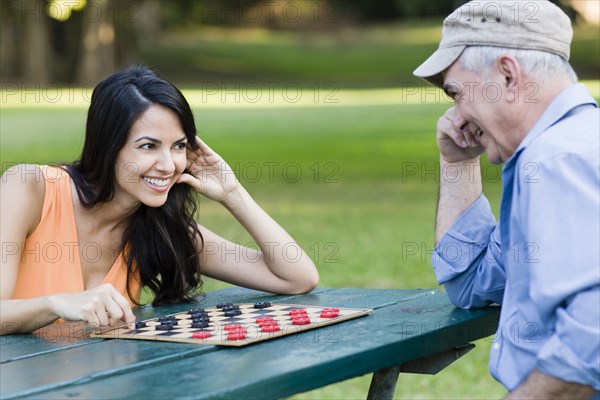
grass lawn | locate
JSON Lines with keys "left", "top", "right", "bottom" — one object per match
{"left": 142, "top": 24, "right": 599, "bottom": 88}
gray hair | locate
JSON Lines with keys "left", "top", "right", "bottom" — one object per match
{"left": 458, "top": 46, "right": 578, "bottom": 83}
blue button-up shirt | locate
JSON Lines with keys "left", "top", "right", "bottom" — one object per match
{"left": 432, "top": 83, "right": 600, "bottom": 391}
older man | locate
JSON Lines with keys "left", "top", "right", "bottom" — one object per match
{"left": 414, "top": 1, "right": 599, "bottom": 399}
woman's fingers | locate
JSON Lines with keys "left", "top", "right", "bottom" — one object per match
{"left": 110, "top": 289, "right": 136, "bottom": 326}
{"left": 195, "top": 136, "right": 216, "bottom": 155}
{"left": 50, "top": 284, "right": 135, "bottom": 329}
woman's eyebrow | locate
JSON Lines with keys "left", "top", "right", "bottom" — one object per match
{"left": 134, "top": 136, "right": 160, "bottom": 144}
{"left": 133, "top": 136, "right": 187, "bottom": 144}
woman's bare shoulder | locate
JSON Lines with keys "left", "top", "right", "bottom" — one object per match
{"left": 1, "top": 164, "right": 46, "bottom": 235}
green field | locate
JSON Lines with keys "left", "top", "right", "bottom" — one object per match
{"left": 142, "top": 24, "right": 599, "bottom": 88}
{"left": 1, "top": 21, "right": 598, "bottom": 399}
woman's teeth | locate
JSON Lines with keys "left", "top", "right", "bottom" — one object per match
{"left": 143, "top": 177, "right": 169, "bottom": 187}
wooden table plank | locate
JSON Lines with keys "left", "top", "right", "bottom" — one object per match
{"left": 0, "top": 325, "right": 102, "bottom": 363}
{"left": 1, "top": 340, "right": 217, "bottom": 398}
{"left": 1, "top": 286, "right": 324, "bottom": 398}
{"left": 16, "top": 289, "right": 499, "bottom": 400}
{"left": 1, "top": 287, "right": 425, "bottom": 399}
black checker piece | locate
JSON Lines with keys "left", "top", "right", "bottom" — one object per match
{"left": 253, "top": 301, "right": 272, "bottom": 309}
{"left": 223, "top": 309, "right": 242, "bottom": 317}
{"left": 191, "top": 321, "right": 210, "bottom": 329}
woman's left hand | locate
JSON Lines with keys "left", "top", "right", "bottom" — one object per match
{"left": 177, "top": 137, "right": 241, "bottom": 202}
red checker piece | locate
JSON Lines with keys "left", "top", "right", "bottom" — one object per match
{"left": 192, "top": 331, "right": 213, "bottom": 339}
{"left": 289, "top": 309, "right": 307, "bottom": 316}
{"left": 258, "top": 320, "right": 278, "bottom": 327}
{"left": 292, "top": 317, "right": 311, "bottom": 325}
{"left": 323, "top": 307, "right": 340, "bottom": 313}
{"left": 258, "top": 320, "right": 279, "bottom": 328}
{"left": 261, "top": 324, "right": 280, "bottom": 333}
{"left": 320, "top": 310, "right": 339, "bottom": 318}
{"left": 224, "top": 324, "right": 244, "bottom": 331}
{"left": 227, "top": 330, "right": 247, "bottom": 341}
{"left": 255, "top": 317, "right": 275, "bottom": 324}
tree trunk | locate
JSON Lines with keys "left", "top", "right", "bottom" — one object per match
{"left": 0, "top": 2, "right": 18, "bottom": 80}
{"left": 21, "top": 0, "right": 52, "bottom": 84}
{"left": 137, "top": 0, "right": 161, "bottom": 48}
{"left": 77, "top": 0, "right": 116, "bottom": 84}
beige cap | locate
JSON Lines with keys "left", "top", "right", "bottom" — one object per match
{"left": 413, "top": 0, "right": 573, "bottom": 88}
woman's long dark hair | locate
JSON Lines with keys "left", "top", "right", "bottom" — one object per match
{"left": 68, "top": 66, "right": 203, "bottom": 305}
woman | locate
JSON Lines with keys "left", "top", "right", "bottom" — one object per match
{"left": 0, "top": 66, "right": 319, "bottom": 334}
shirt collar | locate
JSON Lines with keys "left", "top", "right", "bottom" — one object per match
{"left": 504, "top": 83, "right": 598, "bottom": 166}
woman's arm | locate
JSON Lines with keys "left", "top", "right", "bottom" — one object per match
{"left": 1, "top": 287, "right": 135, "bottom": 335}
{"left": 198, "top": 186, "right": 319, "bottom": 294}
{"left": 0, "top": 165, "right": 135, "bottom": 334}
{"left": 178, "top": 138, "right": 319, "bottom": 294}
{"left": 0, "top": 165, "right": 56, "bottom": 333}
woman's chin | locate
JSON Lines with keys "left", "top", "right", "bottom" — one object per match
{"left": 140, "top": 194, "right": 169, "bottom": 208}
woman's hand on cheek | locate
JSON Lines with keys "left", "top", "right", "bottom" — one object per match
{"left": 177, "top": 137, "right": 241, "bottom": 202}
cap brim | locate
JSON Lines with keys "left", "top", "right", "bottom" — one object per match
{"left": 413, "top": 46, "right": 466, "bottom": 89}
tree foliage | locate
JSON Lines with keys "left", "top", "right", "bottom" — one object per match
{"left": 0, "top": 0, "right": 581, "bottom": 85}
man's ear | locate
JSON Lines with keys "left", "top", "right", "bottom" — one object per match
{"left": 497, "top": 55, "right": 522, "bottom": 103}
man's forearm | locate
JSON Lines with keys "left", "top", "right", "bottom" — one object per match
{"left": 505, "top": 369, "right": 596, "bottom": 400}
{"left": 435, "top": 156, "right": 483, "bottom": 243}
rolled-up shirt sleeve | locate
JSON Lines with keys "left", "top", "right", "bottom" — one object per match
{"left": 536, "top": 286, "right": 600, "bottom": 390}
{"left": 432, "top": 195, "right": 506, "bottom": 308}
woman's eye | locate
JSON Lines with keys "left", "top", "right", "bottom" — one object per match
{"left": 175, "top": 143, "right": 187, "bottom": 150}
{"left": 140, "top": 143, "right": 155, "bottom": 150}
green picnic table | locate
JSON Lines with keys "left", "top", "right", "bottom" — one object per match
{"left": 0, "top": 287, "right": 499, "bottom": 399}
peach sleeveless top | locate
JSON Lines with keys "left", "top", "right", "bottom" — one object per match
{"left": 11, "top": 166, "right": 141, "bottom": 305}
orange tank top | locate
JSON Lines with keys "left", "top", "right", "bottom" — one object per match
{"left": 11, "top": 166, "right": 141, "bottom": 305}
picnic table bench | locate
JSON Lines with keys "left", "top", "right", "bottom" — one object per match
{"left": 0, "top": 287, "right": 499, "bottom": 399}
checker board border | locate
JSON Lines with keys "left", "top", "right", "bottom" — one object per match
{"left": 91, "top": 303, "right": 372, "bottom": 347}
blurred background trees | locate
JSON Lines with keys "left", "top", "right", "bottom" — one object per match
{"left": 1, "top": 0, "right": 598, "bottom": 86}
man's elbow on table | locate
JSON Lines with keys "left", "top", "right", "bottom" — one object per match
{"left": 442, "top": 277, "right": 502, "bottom": 310}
